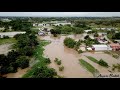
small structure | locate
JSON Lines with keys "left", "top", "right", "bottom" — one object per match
{"left": 84, "top": 30, "right": 92, "bottom": 33}
{"left": 0, "top": 32, "right": 26, "bottom": 38}
{"left": 38, "top": 31, "right": 46, "bottom": 36}
{"left": 109, "top": 43, "right": 120, "bottom": 51}
{"left": 92, "top": 45, "right": 112, "bottom": 51}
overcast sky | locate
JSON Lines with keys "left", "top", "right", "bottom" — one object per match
{"left": 0, "top": 12, "right": 120, "bottom": 17}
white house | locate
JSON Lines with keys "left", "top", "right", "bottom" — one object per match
{"left": 0, "top": 32, "right": 26, "bottom": 38}
{"left": 84, "top": 30, "right": 92, "bottom": 33}
{"left": 92, "top": 45, "right": 112, "bottom": 51}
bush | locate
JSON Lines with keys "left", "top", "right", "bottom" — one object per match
{"left": 54, "top": 58, "right": 58, "bottom": 62}
{"left": 54, "top": 58, "right": 61, "bottom": 65}
{"left": 98, "top": 59, "right": 108, "bottom": 67}
{"left": 32, "top": 66, "right": 57, "bottom": 78}
{"left": 112, "top": 54, "right": 119, "bottom": 59}
{"left": 78, "top": 49, "right": 83, "bottom": 54}
{"left": 94, "top": 33, "right": 99, "bottom": 37}
{"left": 64, "top": 37, "right": 76, "bottom": 48}
{"left": 59, "top": 66, "right": 64, "bottom": 71}
{"left": 45, "top": 58, "right": 51, "bottom": 64}
{"left": 3, "top": 35, "right": 9, "bottom": 39}
{"left": 16, "top": 56, "right": 30, "bottom": 69}
{"left": 57, "top": 60, "right": 61, "bottom": 65}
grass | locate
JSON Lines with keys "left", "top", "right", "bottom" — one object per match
{"left": 79, "top": 59, "right": 99, "bottom": 76}
{"left": 22, "top": 40, "right": 51, "bottom": 78}
{"left": 104, "top": 51, "right": 119, "bottom": 59}
{"left": 0, "top": 38, "right": 16, "bottom": 45}
{"left": 86, "top": 56, "right": 98, "bottom": 63}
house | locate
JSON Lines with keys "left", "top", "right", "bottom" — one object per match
{"left": 91, "top": 45, "right": 112, "bottom": 51}
{"left": 109, "top": 43, "right": 120, "bottom": 51}
{"left": 84, "top": 30, "right": 92, "bottom": 33}
{"left": 0, "top": 32, "right": 26, "bottom": 38}
{"left": 38, "top": 31, "right": 46, "bottom": 36}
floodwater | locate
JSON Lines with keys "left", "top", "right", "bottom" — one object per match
{"left": 0, "top": 44, "right": 12, "bottom": 55}
{"left": 39, "top": 34, "right": 120, "bottom": 78}
{"left": 5, "top": 68, "right": 30, "bottom": 78}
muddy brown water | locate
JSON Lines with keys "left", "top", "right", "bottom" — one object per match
{"left": 40, "top": 34, "right": 120, "bottom": 78}
{"left": 5, "top": 34, "right": 120, "bottom": 78}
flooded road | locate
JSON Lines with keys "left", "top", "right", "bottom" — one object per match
{"left": 39, "top": 34, "right": 120, "bottom": 78}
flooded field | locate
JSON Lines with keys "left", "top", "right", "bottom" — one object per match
{"left": 5, "top": 68, "right": 30, "bottom": 78}
{"left": 39, "top": 34, "right": 120, "bottom": 78}
{"left": 0, "top": 44, "right": 12, "bottom": 54}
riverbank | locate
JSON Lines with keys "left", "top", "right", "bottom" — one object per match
{"left": 22, "top": 40, "right": 52, "bottom": 78}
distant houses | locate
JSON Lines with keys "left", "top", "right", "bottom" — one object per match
{"left": 95, "top": 27, "right": 118, "bottom": 31}
{"left": 33, "top": 21, "right": 71, "bottom": 27}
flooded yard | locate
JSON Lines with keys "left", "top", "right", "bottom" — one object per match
{"left": 0, "top": 44, "right": 13, "bottom": 54}
{"left": 39, "top": 34, "right": 120, "bottom": 78}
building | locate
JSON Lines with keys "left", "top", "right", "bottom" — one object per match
{"left": 38, "top": 31, "right": 46, "bottom": 36}
{"left": 84, "top": 30, "right": 92, "bottom": 33}
{"left": 91, "top": 45, "right": 112, "bottom": 51}
{"left": 0, "top": 32, "right": 26, "bottom": 38}
{"left": 109, "top": 43, "right": 120, "bottom": 51}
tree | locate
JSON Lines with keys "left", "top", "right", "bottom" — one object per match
{"left": 84, "top": 35, "right": 90, "bottom": 40}
{"left": 31, "top": 66, "right": 57, "bottom": 78}
{"left": 64, "top": 37, "right": 76, "bottom": 48}
{"left": 16, "top": 56, "right": 29, "bottom": 69}
{"left": 94, "top": 33, "right": 99, "bottom": 37}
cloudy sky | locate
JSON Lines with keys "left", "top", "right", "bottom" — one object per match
{"left": 0, "top": 12, "right": 120, "bottom": 17}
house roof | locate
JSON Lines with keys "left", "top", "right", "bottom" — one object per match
{"left": 110, "top": 43, "right": 120, "bottom": 47}
{"left": 92, "top": 45, "right": 108, "bottom": 48}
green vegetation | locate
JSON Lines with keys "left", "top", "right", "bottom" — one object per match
{"left": 86, "top": 56, "right": 98, "bottom": 63}
{"left": 16, "top": 56, "right": 30, "bottom": 69}
{"left": 64, "top": 37, "right": 76, "bottom": 48}
{"left": 78, "top": 49, "right": 83, "bottom": 54}
{"left": 74, "top": 40, "right": 81, "bottom": 51}
{"left": 112, "top": 64, "right": 120, "bottom": 72}
{"left": 79, "top": 59, "right": 99, "bottom": 76}
{"left": 54, "top": 58, "right": 61, "bottom": 65}
{"left": 23, "top": 40, "right": 57, "bottom": 78}
{"left": 0, "top": 38, "right": 16, "bottom": 45}
{"left": 104, "top": 51, "right": 119, "bottom": 59}
{"left": 86, "top": 56, "right": 109, "bottom": 67}
{"left": 112, "top": 54, "right": 119, "bottom": 59}
{"left": 98, "top": 59, "right": 109, "bottom": 67}
{"left": 30, "top": 66, "right": 57, "bottom": 78}
{"left": 59, "top": 66, "right": 64, "bottom": 71}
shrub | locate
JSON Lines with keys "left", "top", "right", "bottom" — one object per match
{"left": 16, "top": 56, "right": 30, "bottom": 69}
{"left": 98, "top": 59, "right": 108, "bottom": 67}
{"left": 112, "top": 54, "right": 119, "bottom": 59}
{"left": 3, "top": 35, "right": 9, "bottom": 39}
{"left": 54, "top": 58, "right": 58, "bottom": 62}
{"left": 64, "top": 37, "right": 76, "bottom": 48}
{"left": 45, "top": 58, "right": 51, "bottom": 64}
{"left": 59, "top": 66, "right": 64, "bottom": 71}
{"left": 54, "top": 58, "right": 61, "bottom": 65}
{"left": 57, "top": 60, "right": 61, "bottom": 65}
{"left": 31, "top": 66, "right": 57, "bottom": 78}
{"left": 78, "top": 49, "right": 83, "bottom": 54}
